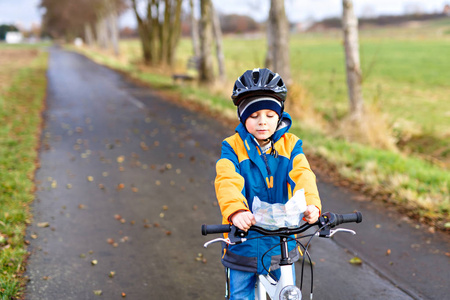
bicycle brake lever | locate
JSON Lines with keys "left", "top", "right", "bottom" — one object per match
{"left": 203, "top": 236, "right": 248, "bottom": 248}
{"left": 316, "top": 228, "right": 356, "bottom": 238}
{"left": 203, "top": 238, "right": 232, "bottom": 248}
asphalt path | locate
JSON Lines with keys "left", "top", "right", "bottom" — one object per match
{"left": 24, "top": 47, "right": 449, "bottom": 299}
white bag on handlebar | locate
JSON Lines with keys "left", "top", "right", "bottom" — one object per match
{"left": 252, "top": 189, "right": 307, "bottom": 230}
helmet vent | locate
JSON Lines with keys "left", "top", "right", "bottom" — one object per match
{"left": 252, "top": 71, "right": 260, "bottom": 84}
{"left": 277, "top": 78, "right": 284, "bottom": 87}
{"left": 267, "top": 73, "right": 274, "bottom": 84}
{"left": 239, "top": 75, "right": 247, "bottom": 87}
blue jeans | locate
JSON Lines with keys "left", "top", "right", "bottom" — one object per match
{"left": 228, "top": 266, "right": 296, "bottom": 300}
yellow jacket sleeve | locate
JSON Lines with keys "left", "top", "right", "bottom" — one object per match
{"left": 289, "top": 153, "right": 322, "bottom": 212}
{"left": 215, "top": 158, "right": 249, "bottom": 223}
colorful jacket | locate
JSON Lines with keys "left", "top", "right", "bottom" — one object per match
{"left": 215, "top": 112, "right": 321, "bottom": 274}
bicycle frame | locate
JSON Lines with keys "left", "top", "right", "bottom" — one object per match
{"left": 255, "top": 236, "right": 300, "bottom": 299}
{"left": 256, "top": 264, "right": 297, "bottom": 299}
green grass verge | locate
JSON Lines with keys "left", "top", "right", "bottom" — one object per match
{"left": 0, "top": 47, "right": 48, "bottom": 299}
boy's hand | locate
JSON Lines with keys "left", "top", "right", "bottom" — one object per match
{"left": 231, "top": 211, "right": 256, "bottom": 231}
{"left": 304, "top": 205, "right": 320, "bottom": 224}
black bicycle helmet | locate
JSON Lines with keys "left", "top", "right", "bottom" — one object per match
{"left": 231, "top": 68, "right": 287, "bottom": 106}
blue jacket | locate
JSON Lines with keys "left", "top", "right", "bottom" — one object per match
{"left": 215, "top": 112, "right": 321, "bottom": 274}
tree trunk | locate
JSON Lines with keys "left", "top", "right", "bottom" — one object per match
{"left": 131, "top": 0, "right": 155, "bottom": 64}
{"left": 160, "top": 0, "right": 171, "bottom": 65}
{"left": 265, "top": 0, "right": 291, "bottom": 84}
{"left": 108, "top": 11, "right": 120, "bottom": 56}
{"left": 189, "top": 0, "right": 200, "bottom": 58}
{"left": 342, "top": 0, "right": 364, "bottom": 120}
{"left": 95, "top": 17, "right": 109, "bottom": 49}
{"left": 167, "top": 0, "right": 183, "bottom": 66}
{"left": 131, "top": 0, "right": 182, "bottom": 67}
{"left": 104, "top": 0, "right": 120, "bottom": 56}
{"left": 212, "top": 3, "right": 225, "bottom": 80}
{"left": 84, "top": 23, "right": 95, "bottom": 47}
{"left": 199, "top": 0, "right": 214, "bottom": 83}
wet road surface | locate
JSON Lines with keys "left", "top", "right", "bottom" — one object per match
{"left": 24, "top": 47, "right": 449, "bottom": 299}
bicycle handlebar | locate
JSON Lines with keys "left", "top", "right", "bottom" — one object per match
{"left": 325, "top": 211, "right": 362, "bottom": 227}
{"left": 201, "top": 224, "right": 232, "bottom": 235}
{"left": 202, "top": 211, "right": 362, "bottom": 237}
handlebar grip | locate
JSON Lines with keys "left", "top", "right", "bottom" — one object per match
{"left": 201, "top": 224, "right": 232, "bottom": 236}
{"left": 335, "top": 212, "right": 363, "bottom": 226}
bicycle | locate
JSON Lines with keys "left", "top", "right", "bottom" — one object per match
{"left": 202, "top": 211, "right": 362, "bottom": 300}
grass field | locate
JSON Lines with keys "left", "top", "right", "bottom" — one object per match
{"left": 71, "top": 19, "right": 449, "bottom": 229}
{"left": 0, "top": 44, "right": 48, "bottom": 299}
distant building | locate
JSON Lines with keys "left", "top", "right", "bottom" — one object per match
{"left": 5, "top": 31, "right": 23, "bottom": 44}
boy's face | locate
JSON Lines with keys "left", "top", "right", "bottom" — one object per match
{"left": 245, "top": 109, "right": 279, "bottom": 146}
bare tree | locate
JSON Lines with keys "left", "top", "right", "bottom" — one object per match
{"left": 342, "top": 0, "right": 364, "bottom": 120}
{"left": 199, "top": 0, "right": 214, "bottom": 83}
{"left": 84, "top": 23, "right": 95, "bottom": 46}
{"left": 265, "top": 0, "right": 291, "bottom": 84}
{"left": 211, "top": 3, "right": 225, "bottom": 80}
{"left": 131, "top": 0, "right": 183, "bottom": 66}
{"left": 189, "top": 0, "right": 200, "bottom": 57}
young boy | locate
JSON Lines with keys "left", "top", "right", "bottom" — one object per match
{"left": 215, "top": 68, "right": 322, "bottom": 299}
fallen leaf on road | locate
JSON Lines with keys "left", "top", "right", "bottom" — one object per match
{"left": 386, "top": 249, "right": 391, "bottom": 256}
{"left": 349, "top": 257, "right": 362, "bottom": 265}
{"left": 162, "top": 205, "right": 169, "bottom": 211}
{"left": 114, "top": 214, "right": 122, "bottom": 220}
{"left": 87, "top": 176, "right": 94, "bottom": 182}
{"left": 109, "top": 271, "right": 116, "bottom": 278}
{"left": 37, "top": 222, "right": 49, "bottom": 228}
{"left": 122, "top": 292, "right": 126, "bottom": 297}
{"left": 117, "top": 155, "right": 125, "bottom": 163}
{"left": 78, "top": 204, "right": 86, "bottom": 209}
{"left": 117, "top": 183, "right": 125, "bottom": 190}
{"left": 107, "top": 238, "right": 114, "bottom": 244}
{"left": 91, "top": 260, "right": 98, "bottom": 266}
{"left": 51, "top": 180, "right": 57, "bottom": 189}
{"left": 93, "top": 290, "right": 102, "bottom": 296}
{"left": 66, "top": 184, "right": 72, "bottom": 189}
{"left": 140, "top": 141, "right": 149, "bottom": 151}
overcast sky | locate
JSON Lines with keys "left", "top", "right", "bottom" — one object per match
{"left": 1, "top": 0, "right": 448, "bottom": 30}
